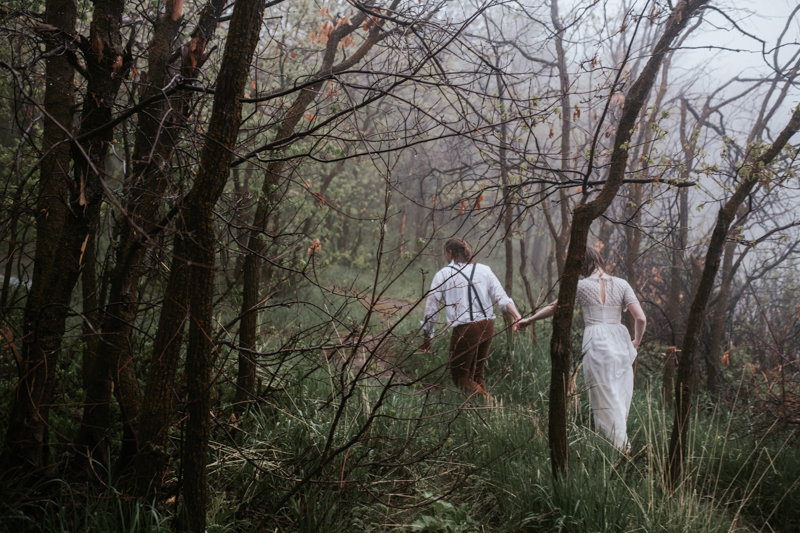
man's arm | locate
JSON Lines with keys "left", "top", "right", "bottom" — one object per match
{"left": 419, "top": 272, "right": 444, "bottom": 351}
{"left": 486, "top": 268, "right": 520, "bottom": 321}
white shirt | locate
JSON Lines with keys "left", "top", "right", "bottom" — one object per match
{"left": 422, "top": 261, "right": 514, "bottom": 337}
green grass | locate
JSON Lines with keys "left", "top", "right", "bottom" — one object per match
{"left": 3, "top": 311, "right": 799, "bottom": 532}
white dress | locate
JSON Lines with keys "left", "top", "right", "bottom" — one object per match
{"left": 576, "top": 275, "right": 639, "bottom": 450}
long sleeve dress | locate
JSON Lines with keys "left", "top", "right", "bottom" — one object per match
{"left": 576, "top": 275, "right": 640, "bottom": 450}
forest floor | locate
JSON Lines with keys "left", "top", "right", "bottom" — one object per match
{"left": 2, "top": 275, "right": 798, "bottom": 532}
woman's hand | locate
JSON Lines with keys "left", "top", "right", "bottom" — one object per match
{"left": 514, "top": 300, "right": 557, "bottom": 331}
{"left": 627, "top": 302, "right": 646, "bottom": 350}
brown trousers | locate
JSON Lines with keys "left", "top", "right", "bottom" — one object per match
{"left": 449, "top": 319, "right": 494, "bottom": 394}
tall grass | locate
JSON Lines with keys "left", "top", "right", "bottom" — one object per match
{"left": 4, "top": 327, "right": 798, "bottom": 532}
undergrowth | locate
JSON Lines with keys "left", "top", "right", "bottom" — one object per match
{"left": 2, "top": 329, "right": 798, "bottom": 532}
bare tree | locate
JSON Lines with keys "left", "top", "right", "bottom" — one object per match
{"left": 667, "top": 105, "right": 800, "bottom": 487}
{"left": 547, "top": 0, "right": 709, "bottom": 477}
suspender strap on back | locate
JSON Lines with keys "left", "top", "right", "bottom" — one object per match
{"left": 448, "top": 264, "right": 486, "bottom": 322}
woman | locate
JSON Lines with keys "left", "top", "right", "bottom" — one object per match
{"left": 515, "top": 247, "right": 646, "bottom": 450}
{"left": 421, "top": 238, "right": 521, "bottom": 396}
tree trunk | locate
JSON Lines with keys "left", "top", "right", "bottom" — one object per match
{"left": 78, "top": 227, "right": 109, "bottom": 464}
{"left": 667, "top": 106, "right": 800, "bottom": 488}
{"left": 667, "top": 100, "right": 694, "bottom": 346}
{"left": 1, "top": 0, "right": 76, "bottom": 475}
{"left": 134, "top": 3, "right": 267, "bottom": 530}
{"left": 518, "top": 221, "right": 536, "bottom": 342}
{"left": 547, "top": 0, "right": 571, "bottom": 276}
{"left": 548, "top": 0, "right": 708, "bottom": 477}
{"left": 77, "top": 0, "right": 225, "bottom": 471}
{"left": 667, "top": 188, "right": 688, "bottom": 345}
{"left": 134, "top": 238, "right": 191, "bottom": 491}
{"left": 497, "top": 71, "right": 515, "bottom": 350}
{"left": 705, "top": 239, "right": 735, "bottom": 394}
{"left": 662, "top": 346, "right": 677, "bottom": 409}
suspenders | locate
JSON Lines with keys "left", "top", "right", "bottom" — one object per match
{"left": 447, "top": 264, "right": 487, "bottom": 322}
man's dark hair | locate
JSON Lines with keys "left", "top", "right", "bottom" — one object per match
{"left": 445, "top": 238, "right": 473, "bottom": 264}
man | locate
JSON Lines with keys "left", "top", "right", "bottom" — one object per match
{"left": 421, "top": 238, "right": 521, "bottom": 395}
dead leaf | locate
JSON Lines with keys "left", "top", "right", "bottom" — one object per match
{"left": 307, "top": 238, "right": 322, "bottom": 256}
{"left": 112, "top": 55, "right": 122, "bottom": 77}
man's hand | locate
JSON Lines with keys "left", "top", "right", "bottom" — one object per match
{"left": 419, "top": 338, "right": 432, "bottom": 353}
{"left": 514, "top": 317, "right": 531, "bottom": 331}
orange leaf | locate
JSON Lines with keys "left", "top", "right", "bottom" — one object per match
{"left": 307, "top": 238, "right": 322, "bottom": 256}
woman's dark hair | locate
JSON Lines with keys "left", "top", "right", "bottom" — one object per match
{"left": 444, "top": 238, "right": 473, "bottom": 264}
{"left": 581, "top": 246, "right": 606, "bottom": 277}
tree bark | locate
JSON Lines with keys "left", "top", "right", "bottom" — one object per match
{"left": 548, "top": 0, "right": 708, "bottom": 478}
{"left": 518, "top": 220, "right": 536, "bottom": 342}
{"left": 1, "top": 0, "right": 76, "bottom": 475}
{"left": 667, "top": 105, "right": 800, "bottom": 488}
{"left": 704, "top": 239, "right": 734, "bottom": 394}
{"left": 662, "top": 346, "right": 677, "bottom": 409}
{"left": 547, "top": 0, "right": 571, "bottom": 276}
{"left": 134, "top": 5, "right": 267, "bottom": 531}
{"left": 77, "top": 0, "right": 226, "bottom": 472}
{"left": 497, "top": 71, "right": 515, "bottom": 350}
{"left": 134, "top": 237, "right": 190, "bottom": 491}
{"left": 78, "top": 226, "right": 108, "bottom": 464}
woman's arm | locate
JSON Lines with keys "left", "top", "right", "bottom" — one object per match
{"left": 627, "top": 302, "right": 647, "bottom": 349}
{"left": 514, "top": 300, "right": 557, "bottom": 331}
